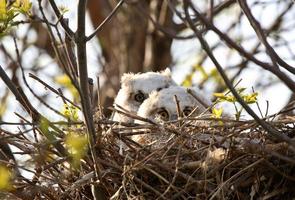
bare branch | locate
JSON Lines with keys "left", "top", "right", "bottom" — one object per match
{"left": 0, "top": 64, "right": 67, "bottom": 156}
{"left": 184, "top": 2, "right": 295, "bottom": 92}
{"left": 182, "top": 1, "right": 295, "bottom": 148}
{"left": 48, "top": 0, "right": 74, "bottom": 37}
{"left": 76, "top": 0, "right": 106, "bottom": 199}
{"left": 28, "top": 73, "right": 80, "bottom": 109}
{"left": 86, "top": 0, "right": 125, "bottom": 41}
{"left": 237, "top": 0, "right": 295, "bottom": 75}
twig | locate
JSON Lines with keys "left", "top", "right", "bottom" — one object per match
{"left": 237, "top": 0, "right": 295, "bottom": 75}
{"left": 13, "top": 38, "right": 67, "bottom": 119}
{"left": 96, "top": 76, "right": 103, "bottom": 118}
{"left": 180, "top": 1, "right": 295, "bottom": 92}
{"left": 111, "top": 105, "right": 157, "bottom": 125}
{"left": 48, "top": 0, "right": 74, "bottom": 37}
{"left": 187, "top": 88, "right": 211, "bottom": 109}
{"left": 173, "top": 95, "right": 182, "bottom": 119}
{"left": 86, "top": 0, "right": 125, "bottom": 41}
{"left": 209, "top": 158, "right": 264, "bottom": 200}
{"left": 182, "top": 1, "right": 295, "bottom": 149}
{"left": 173, "top": 95, "right": 182, "bottom": 127}
{"left": 28, "top": 73, "right": 80, "bottom": 109}
{"left": 0, "top": 64, "right": 67, "bottom": 156}
{"left": 0, "top": 65, "right": 39, "bottom": 121}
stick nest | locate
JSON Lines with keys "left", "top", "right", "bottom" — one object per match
{"left": 94, "top": 114, "right": 295, "bottom": 199}
{"left": 4, "top": 115, "right": 295, "bottom": 200}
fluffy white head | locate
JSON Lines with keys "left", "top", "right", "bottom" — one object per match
{"left": 136, "top": 86, "right": 211, "bottom": 123}
{"left": 113, "top": 68, "right": 176, "bottom": 123}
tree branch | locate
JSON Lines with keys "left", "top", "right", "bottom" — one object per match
{"left": 182, "top": 1, "right": 295, "bottom": 149}
{"left": 0, "top": 65, "right": 67, "bottom": 156}
{"left": 48, "top": 0, "right": 74, "bottom": 37}
{"left": 86, "top": 0, "right": 125, "bottom": 41}
{"left": 237, "top": 0, "right": 295, "bottom": 75}
{"left": 75, "top": 0, "right": 105, "bottom": 199}
{"left": 183, "top": 2, "right": 295, "bottom": 92}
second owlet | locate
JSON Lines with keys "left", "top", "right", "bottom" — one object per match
{"left": 133, "top": 86, "right": 211, "bottom": 145}
{"left": 136, "top": 86, "right": 211, "bottom": 123}
{"left": 112, "top": 68, "right": 176, "bottom": 123}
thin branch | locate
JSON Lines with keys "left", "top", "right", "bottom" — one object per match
{"left": 0, "top": 65, "right": 39, "bottom": 121}
{"left": 13, "top": 38, "right": 66, "bottom": 119}
{"left": 38, "top": 0, "right": 79, "bottom": 90}
{"left": 86, "top": 0, "right": 125, "bottom": 41}
{"left": 75, "top": 0, "right": 105, "bottom": 199}
{"left": 28, "top": 73, "right": 80, "bottom": 109}
{"left": 237, "top": 0, "right": 295, "bottom": 75}
{"left": 182, "top": 1, "right": 295, "bottom": 149}
{"left": 183, "top": 2, "right": 295, "bottom": 92}
{"left": 48, "top": 0, "right": 74, "bottom": 37}
{"left": 76, "top": 0, "right": 99, "bottom": 149}
{"left": 0, "top": 64, "right": 67, "bottom": 156}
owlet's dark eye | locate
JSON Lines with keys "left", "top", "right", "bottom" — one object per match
{"left": 156, "top": 108, "right": 169, "bottom": 121}
{"left": 183, "top": 107, "right": 193, "bottom": 116}
{"left": 134, "top": 92, "right": 146, "bottom": 103}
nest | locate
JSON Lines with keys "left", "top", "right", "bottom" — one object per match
{"left": 94, "top": 114, "right": 295, "bottom": 199}
{"left": 3, "top": 114, "right": 295, "bottom": 200}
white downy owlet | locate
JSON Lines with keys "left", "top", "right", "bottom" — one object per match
{"left": 133, "top": 86, "right": 211, "bottom": 145}
{"left": 112, "top": 68, "right": 176, "bottom": 123}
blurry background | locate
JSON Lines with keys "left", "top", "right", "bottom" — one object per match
{"left": 0, "top": 0, "right": 295, "bottom": 126}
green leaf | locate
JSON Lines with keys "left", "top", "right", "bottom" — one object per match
{"left": 0, "top": 165, "right": 13, "bottom": 191}
{"left": 211, "top": 107, "right": 223, "bottom": 118}
{"left": 12, "top": 0, "right": 32, "bottom": 15}
{"left": 55, "top": 74, "right": 79, "bottom": 102}
{"left": 243, "top": 92, "right": 258, "bottom": 104}
{"left": 39, "top": 117, "right": 56, "bottom": 142}
{"left": 65, "top": 132, "right": 88, "bottom": 168}
{"left": 181, "top": 73, "right": 193, "bottom": 87}
{"left": 61, "top": 103, "right": 79, "bottom": 121}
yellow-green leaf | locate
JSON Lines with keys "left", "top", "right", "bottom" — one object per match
{"left": 65, "top": 132, "right": 88, "bottom": 168}
{"left": 58, "top": 5, "right": 69, "bottom": 15}
{"left": 213, "top": 93, "right": 225, "bottom": 98}
{"left": 193, "top": 64, "right": 208, "bottom": 80}
{"left": 213, "top": 92, "right": 233, "bottom": 102}
{"left": 209, "top": 68, "right": 224, "bottom": 85}
{"left": 236, "top": 87, "right": 246, "bottom": 94}
{"left": 224, "top": 95, "right": 236, "bottom": 102}
{"left": 0, "top": 0, "right": 7, "bottom": 21}
{"left": 0, "top": 0, "right": 6, "bottom": 13}
{"left": 0, "top": 165, "right": 13, "bottom": 191}
{"left": 181, "top": 73, "right": 193, "bottom": 87}
{"left": 12, "top": 0, "right": 32, "bottom": 14}
{"left": 55, "top": 74, "right": 72, "bottom": 86}
{"left": 0, "top": 96, "right": 7, "bottom": 118}
{"left": 55, "top": 74, "right": 79, "bottom": 102}
{"left": 211, "top": 107, "right": 223, "bottom": 118}
{"left": 243, "top": 92, "right": 258, "bottom": 104}
{"left": 39, "top": 117, "right": 56, "bottom": 142}
{"left": 61, "top": 103, "right": 79, "bottom": 121}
